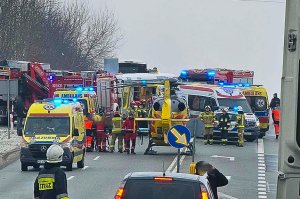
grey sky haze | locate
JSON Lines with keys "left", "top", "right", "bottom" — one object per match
{"left": 88, "top": 0, "right": 285, "bottom": 97}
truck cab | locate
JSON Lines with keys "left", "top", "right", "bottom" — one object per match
{"left": 20, "top": 100, "right": 86, "bottom": 171}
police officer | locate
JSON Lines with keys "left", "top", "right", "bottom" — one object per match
{"left": 110, "top": 112, "right": 124, "bottom": 153}
{"left": 236, "top": 106, "right": 245, "bottom": 147}
{"left": 34, "top": 145, "right": 69, "bottom": 199}
{"left": 200, "top": 106, "right": 215, "bottom": 145}
{"left": 218, "top": 108, "right": 230, "bottom": 145}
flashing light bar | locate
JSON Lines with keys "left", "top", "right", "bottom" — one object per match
{"left": 76, "top": 87, "right": 94, "bottom": 92}
{"left": 218, "top": 82, "right": 251, "bottom": 88}
{"left": 180, "top": 70, "right": 188, "bottom": 79}
{"left": 207, "top": 70, "right": 216, "bottom": 77}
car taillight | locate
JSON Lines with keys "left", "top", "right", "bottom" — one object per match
{"left": 114, "top": 188, "right": 125, "bottom": 199}
{"left": 199, "top": 184, "right": 210, "bottom": 199}
{"left": 154, "top": 177, "right": 174, "bottom": 182}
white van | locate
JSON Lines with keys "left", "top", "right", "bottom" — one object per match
{"left": 178, "top": 84, "right": 260, "bottom": 142}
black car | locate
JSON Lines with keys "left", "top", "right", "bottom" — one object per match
{"left": 114, "top": 172, "right": 214, "bottom": 199}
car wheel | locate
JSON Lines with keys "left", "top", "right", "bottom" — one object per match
{"left": 77, "top": 154, "right": 85, "bottom": 168}
{"left": 21, "top": 163, "right": 28, "bottom": 171}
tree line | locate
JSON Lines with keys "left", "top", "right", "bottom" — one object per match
{"left": 0, "top": 0, "right": 121, "bottom": 70}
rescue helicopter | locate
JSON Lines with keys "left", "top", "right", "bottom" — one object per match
{"left": 134, "top": 79, "right": 191, "bottom": 155}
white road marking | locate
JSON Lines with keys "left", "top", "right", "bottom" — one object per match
{"left": 211, "top": 155, "right": 235, "bottom": 161}
{"left": 67, "top": 176, "right": 75, "bottom": 181}
{"left": 172, "top": 154, "right": 186, "bottom": 173}
{"left": 257, "top": 138, "right": 267, "bottom": 198}
{"left": 258, "top": 196, "right": 267, "bottom": 199}
{"left": 166, "top": 156, "right": 178, "bottom": 173}
{"left": 93, "top": 156, "right": 100, "bottom": 161}
{"left": 82, "top": 166, "right": 89, "bottom": 170}
{"left": 258, "top": 188, "right": 267, "bottom": 191}
{"left": 257, "top": 139, "right": 264, "bottom": 154}
{"left": 258, "top": 184, "right": 267, "bottom": 187}
{"left": 218, "top": 192, "right": 239, "bottom": 199}
{"left": 226, "top": 176, "right": 231, "bottom": 180}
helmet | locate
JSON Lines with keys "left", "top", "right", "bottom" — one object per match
{"left": 46, "top": 145, "right": 64, "bottom": 163}
{"left": 93, "top": 115, "right": 101, "bottom": 122}
{"left": 135, "top": 101, "right": 141, "bottom": 107}
{"left": 141, "top": 99, "right": 146, "bottom": 105}
{"left": 114, "top": 111, "right": 120, "bottom": 117}
{"left": 205, "top": 106, "right": 211, "bottom": 111}
{"left": 222, "top": 107, "right": 228, "bottom": 113}
{"left": 130, "top": 101, "right": 136, "bottom": 107}
{"left": 237, "top": 106, "right": 243, "bottom": 112}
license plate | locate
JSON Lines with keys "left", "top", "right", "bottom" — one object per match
{"left": 37, "top": 160, "right": 46, "bottom": 164}
{"left": 244, "top": 132, "right": 252, "bottom": 135}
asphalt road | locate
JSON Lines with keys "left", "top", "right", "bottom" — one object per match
{"left": 0, "top": 126, "right": 279, "bottom": 199}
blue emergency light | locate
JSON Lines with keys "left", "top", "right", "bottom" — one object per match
{"left": 48, "top": 74, "right": 55, "bottom": 82}
{"left": 89, "top": 87, "right": 94, "bottom": 91}
{"left": 53, "top": 99, "right": 62, "bottom": 105}
{"left": 180, "top": 70, "right": 188, "bottom": 79}
{"left": 233, "top": 106, "right": 238, "bottom": 112}
{"left": 72, "top": 98, "right": 77, "bottom": 102}
{"left": 63, "top": 100, "right": 69, "bottom": 104}
{"left": 76, "top": 87, "right": 83, "bottom": 92}
{"left": 141, "top": 80, "right": 147, "bottom": 86}
{"left": 207, "top": 70, "right": 216, "bottom": 77}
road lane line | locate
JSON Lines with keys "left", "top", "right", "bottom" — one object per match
{"left": 258, "top": 184, "right": 267, "bottom": 187}
{"left": 67, "top": 176, "right": 75, "bottom": 181}
{"left": 257, "top": 139, "right": 264, "bottom": 154}
{"left": 82, "top": 166, "right": 89, "bottom": 170}
{"left": 172, "top": 148, "right": 188, "bottom": 173}
{"left": 93, "top": 156, "right": 100, "bottom": 161}
{"left": 258, "top": 173, "right": 266, "bottom": 177}
{"left": 218, "top": 192, "right": 239, "bottom": 199}
{"left": 258, "top": 177, "right": 265, "bottom": 180}
{"left": 258, "top": 196, "right": 267, "bottom": 199}
{"left": 258, "top": 188, "right": 267, "bottom": 191}
{"left": 258, "top": 170, "right": 265, "bottom": 173}
{"left": 166, "top": 157, "right": 177, "bottom": 172}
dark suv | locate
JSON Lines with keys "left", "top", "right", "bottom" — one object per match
{"left": 114, "top": 172, "right": 214, "bottom": 199}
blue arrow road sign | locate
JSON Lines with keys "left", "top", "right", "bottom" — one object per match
{"left": 167, "top": 125, "right": 191, "bottom": 149}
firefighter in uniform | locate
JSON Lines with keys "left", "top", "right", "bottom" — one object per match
{"left": 94, "top": 114, "right": 107, "bottom": 152}
{"left": 272, "top": 104, "right": 280, "bottom": 139}
{"left": 200, "top": 106, "right": 215, "bottom": 145}
{"left": 84, "top": 113, "right": 94, "bottom": 152}
{"left": 123, "top": 112, "right": 137, "bottom": 154}
{"left": 110, "top": 112, "right": 124, "bottom": 153}
{"left": 34, "top": 145, "right": 68, "bottom": 199}
{"left": 236, "top": 106, "right": 245, "bottom": 147}
{"left": 218, "top": 108, "right": 231, "bottom": 145}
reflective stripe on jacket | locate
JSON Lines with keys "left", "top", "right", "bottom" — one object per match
{"left": 236, "top": 114, "right": 245, "bottom": 129}
{"left": 200, "top": 112, "right": 215, "bottom": 128}
{"left": 112, "top": 117, "right": 122, "bottom": 133}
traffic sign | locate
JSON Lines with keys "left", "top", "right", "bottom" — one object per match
{"left": 167, "top": 125, "right": 191, "bottom": 149}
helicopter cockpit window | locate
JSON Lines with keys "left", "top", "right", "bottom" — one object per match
{"left": 171, "top": 99, "right": 186, "bottom": 112}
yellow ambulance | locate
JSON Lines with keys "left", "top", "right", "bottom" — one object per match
{"left": 19, "top": 99, "right": 86, "bottom": 171}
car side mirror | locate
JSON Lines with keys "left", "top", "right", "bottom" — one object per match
{"left": 73, "top": 128, "right": 79, "bottom": 136}
{"left": 17, "top": 128, "right": 22, "bottom": 136}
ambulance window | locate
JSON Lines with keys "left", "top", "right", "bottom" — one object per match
{"left": 188, "top": 95, "right": 216, "bottom": 112}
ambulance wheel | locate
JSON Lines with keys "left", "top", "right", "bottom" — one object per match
{"left": 66, "top": 161, "right": 73, "bottom": 171}
{"left": 77, "top": 154, "right": 85, "bottom": 168}
{"left": 21, "top": 163, "right": 28, "bottom": 171}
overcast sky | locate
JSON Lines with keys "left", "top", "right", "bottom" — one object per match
{"left": 88, "top": 0, "right": 286, "bottom": 97}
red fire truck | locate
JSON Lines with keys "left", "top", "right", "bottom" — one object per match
{"left": 179, "top": 68, "right": 254, "bottom": 85}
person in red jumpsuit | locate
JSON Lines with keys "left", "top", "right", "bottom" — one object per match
{"left": 94, "top": 114, "right": 107, "bottom": 152}
{"left": 272, "top": 104, "right": 280, "bottom": 139}
{"left": 123, "top": 112, "right": 137, "bottom": 154}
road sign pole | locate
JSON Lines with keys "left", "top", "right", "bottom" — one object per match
{"left": 177, "top": 149, "right": 180, "bottom": 173}
{"left": 192, "top": 120, "right": 197, "bottom": 162}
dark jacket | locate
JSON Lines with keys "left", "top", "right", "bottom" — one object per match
{"left": 14, "top": 98, "right": 25, "bottom": 118}
{"left": 218, "top": 113, "right": 230, "bottom": 130}
{"left": 34, "top": 162, "right": 69, "bottom": 199}
{"left": 270, "top": 97, "right": 280, "bottom": 109}
{"left": 207, "top": 169, "right": 228, "bottom": 199}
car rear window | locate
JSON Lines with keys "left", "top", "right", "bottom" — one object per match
{"left": 123, "top": 179, "right": 200, "bottom": 199}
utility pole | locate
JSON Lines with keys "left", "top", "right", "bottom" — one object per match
{"left": 277, "top": 1, "right": 300, "bottom": 198}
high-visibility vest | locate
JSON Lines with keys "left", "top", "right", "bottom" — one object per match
{"left": 84, "top": 116, "right": 93, "bottom": 130}
{"left": 112, "top": 117, "right": 122, "bottom": 133}
{"left": 273, "top": 109, "right": 280, "bottom": 122}
{"left": 236, "top": 114, "right": 245, "bottom": 129}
